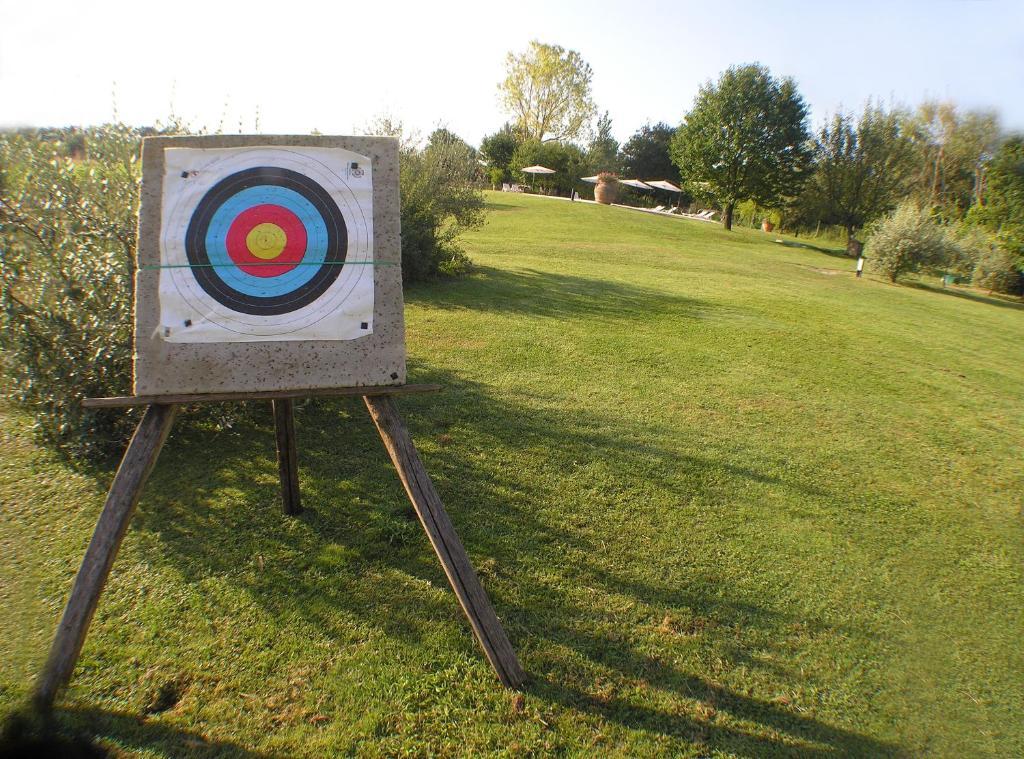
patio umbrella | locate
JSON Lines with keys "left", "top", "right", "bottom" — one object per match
{"left": 645, "top": 180, "right": 682, "bottom": 193}
{"left": 619, "top": 179, "right": 655, "bottom": 190}
{"left": 521, "top": 164, "right": 556, "bottom": 189}
{"left": 646, "top": 179, "right": 683, "bottom": 208}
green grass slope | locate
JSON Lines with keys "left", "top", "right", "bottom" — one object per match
{"left": 2, "top": 192, "right": 1021, "bottom": 757}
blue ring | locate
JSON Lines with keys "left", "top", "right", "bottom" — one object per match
{"left": 205, "top": 186, "right": 328, "bottom": 298}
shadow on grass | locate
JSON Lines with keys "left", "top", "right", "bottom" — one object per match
{"left": 57, "top": 356, "right": 899, "bottom": 756}
{"left": 405, "top": 266, "right": 699, "bottom": 321}
{"left": 529, "top": 622, "right": 899, "bottom": 758}
{"left": 483, "top": 201, "right": 526, "bottom": 212}
{"left": 900, "top": 280, "right": 1024, "bottom": 311}
{"left": 2, "top": 706, "right": 275, "bottom": 758}
{"left": 94, "top": 362, "right": 897, "bottom": 757}
{"left": 776, "top": 240, "right": 849, "bottom": 259}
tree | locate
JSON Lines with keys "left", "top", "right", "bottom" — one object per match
{"left": 619, "top": 122, "right": 687, "bottom": 208}
{"left": 620, "top": 122, "right": 679, "bottom": 182}
{"left": 499, "top": 41, "right": 596, "bottom": 143}
{"left": 586, "top": 111, "right": 619, "bottom": 174}
{"left": 670, "top": 63, "right": 811, "bottom": 230}
{"left": 780, "top": 174, "right": 831, "bottom": 234}
{"left": 479, "top": 124, "right": 522, "bottom": 185}
{"left": 904, "top": 101, "right": 1001, "bottom": 218}
{"left": 968, "top": 135, "right": 1024, "bottom": 268}
{"left": 808, "top": 104, "right": 915, "bottom": 251}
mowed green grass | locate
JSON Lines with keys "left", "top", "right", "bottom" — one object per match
{"left": 2, "top": 192, "right": 1022, "bottom": 757}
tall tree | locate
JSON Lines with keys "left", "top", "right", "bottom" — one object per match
{"left": 969, "top": 135, "right": 1024, "bottom": 267}
{"left": 586, "top": 111, "right": 619, "bottom": 174}
{"left": 499, "top": 41, "right": 596, "bottom": 143}
{"left": 670, "top": 63, "right": 811, "bottom": 230}
{"left": 904, "top": 101, "right": 1001, "bottom": 218}
{"left": 620, "top": 122, "right": 679, "bottom": 181}
{"left": 809, "top": 104, "right": 916, "bottom": 250}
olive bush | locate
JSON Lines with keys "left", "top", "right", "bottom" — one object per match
{"left": 365, "top": 119, "right": 486, "bottom": 281}
{"left": 867, "top": 203, "right": 952, "bottom": 282}
{"left": 0, "top": 125, "right": 144, "bottom": 458}
{"left": 400, "top": 128, "right": 486, "bottom": 280}
{"left": 973, "top": 244, "right": 1023, "bottom": 294}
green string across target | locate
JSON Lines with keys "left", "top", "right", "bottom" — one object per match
{"left": 141, "top": 261, "right": 397, "bottom": 270}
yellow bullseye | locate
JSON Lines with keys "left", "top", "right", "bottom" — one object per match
{"left": 246, "top": 222, "right": 287, "bottom": 260}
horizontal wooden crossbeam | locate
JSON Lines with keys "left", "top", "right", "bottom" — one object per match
{"left": 82, "top": 383, "right": 443, "bottom": 408}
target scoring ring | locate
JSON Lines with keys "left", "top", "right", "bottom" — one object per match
{"left": 245, "top": 223, "right": 287, "bottom": 260}
{"left": 224, "top": 203, "right": 307, "bottom": 276}
{"left": 185, "top": 166, "right": 349, "bottom": 315}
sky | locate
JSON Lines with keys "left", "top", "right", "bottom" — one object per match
{"left": 2, "top": 0, "right": 1022, "bottom": 146}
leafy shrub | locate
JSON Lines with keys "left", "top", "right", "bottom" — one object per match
{"left": 946, "top": 225, "right": 991, "bottom": 278}
{"left": 369, "top": 121, "right": 486, "bottom": 281}
{"left": 973, "top": 244, "right": 1023, "bottom": 294}
{"left": 0, "top": 125, "right": 145, "bottom": 458}
{"left": 867, "top": 203, "right": 952, "bottom": 282}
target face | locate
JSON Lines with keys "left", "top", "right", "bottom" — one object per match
{"left": 158, "top": 147, "right": 373, "bottom": 342}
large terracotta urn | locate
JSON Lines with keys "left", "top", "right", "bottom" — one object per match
{"left": 594, "top": 178, "right": 617, "bottom": 205}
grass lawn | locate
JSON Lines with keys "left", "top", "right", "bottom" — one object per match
{"left": 2, "top": 192, "right": 1022, "bottom": 757}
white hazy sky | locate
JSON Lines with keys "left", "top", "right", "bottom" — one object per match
{"left": 2, "top": 0, "right": 1022, "bottom": 145}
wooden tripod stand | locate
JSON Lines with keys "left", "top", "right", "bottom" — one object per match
{"left": 33, "top": 385, "right": 526, "bottom": 710}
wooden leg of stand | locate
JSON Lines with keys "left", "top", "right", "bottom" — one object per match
{"left": 272, "top": 399, "right": 302, "bottom": 516}
{"left": 34, "top": 403, "right": 178, "bottom": 710}
{"left": 363, "top": 395, "right": 526, "bottom": 689}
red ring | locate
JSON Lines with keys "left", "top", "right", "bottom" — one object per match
{"left": 224, "top": 204, "right": 307, "bottom": 277}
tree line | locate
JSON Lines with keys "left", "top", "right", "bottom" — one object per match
{"left": 477, "top": 42, "right": 1023, "bottom": 293}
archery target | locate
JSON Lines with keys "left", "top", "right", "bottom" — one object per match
{"left": 158, "top": 146, "right": 374, "bottom": 342}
